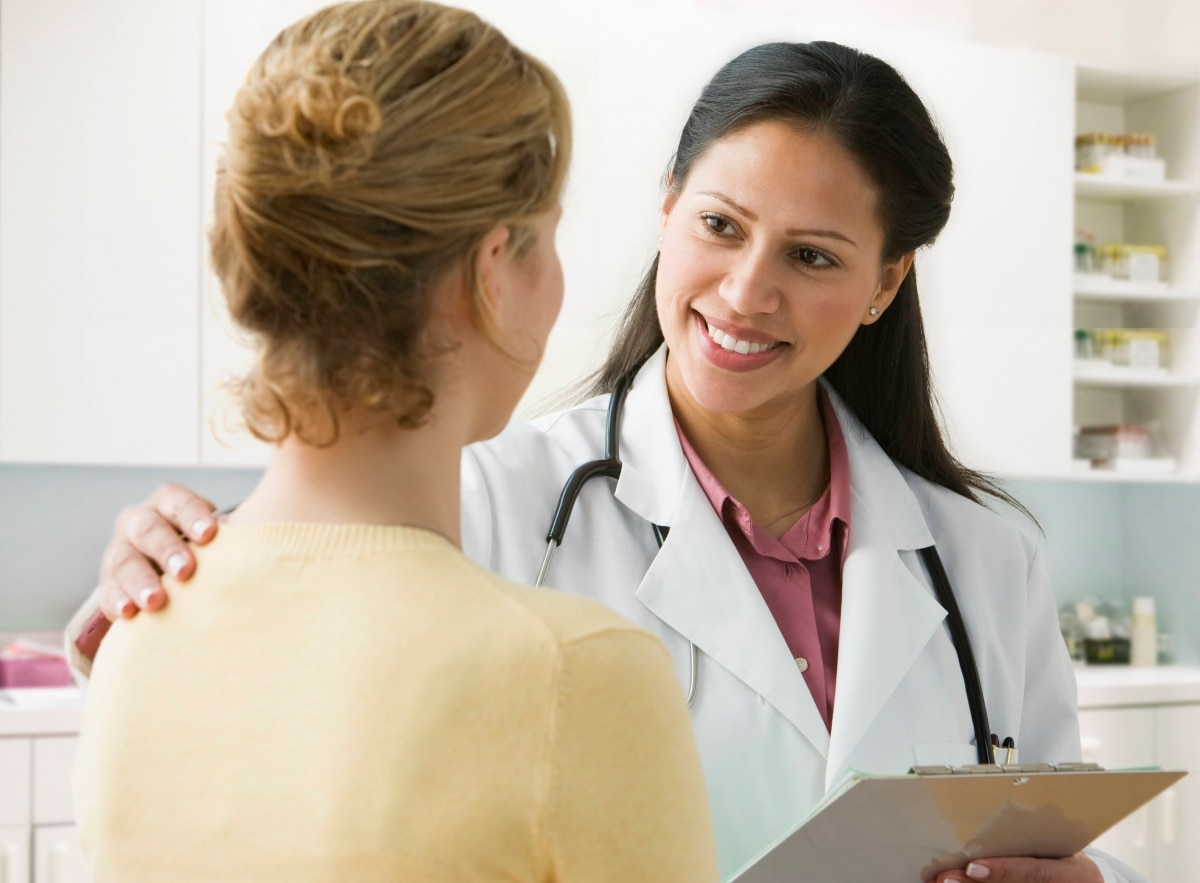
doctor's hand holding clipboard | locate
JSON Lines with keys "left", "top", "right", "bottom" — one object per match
{"left": 73, "top": 36, "right": 1142, "bottom": 883}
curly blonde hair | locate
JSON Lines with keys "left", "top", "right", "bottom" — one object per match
{"left": 210, "top": 0, "right": 571, "bottom": 446}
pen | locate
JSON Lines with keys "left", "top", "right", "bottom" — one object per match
{"left": 1002, "top": 736, "right": 1016, "bottom": 764}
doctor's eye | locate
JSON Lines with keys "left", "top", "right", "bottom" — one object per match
{"left": 791, "top": 246, "right": 837, "bottom": 269}
{"left": 700, "top": 212, "right": 736, "bottom": 237}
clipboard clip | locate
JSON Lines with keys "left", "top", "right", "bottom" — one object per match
{"left": 910, "top": 762, "right": 1105, "bottom": 775}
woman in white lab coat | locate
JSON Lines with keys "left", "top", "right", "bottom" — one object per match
{"left": 76, "top": 40, "right": 1140, "bottom": 883}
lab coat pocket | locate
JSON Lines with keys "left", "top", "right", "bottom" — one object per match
{"left": 912, "top": 741, "right": 978, "bottom": 767}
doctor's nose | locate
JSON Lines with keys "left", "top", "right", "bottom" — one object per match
{"left": 718, "top": 251, "right": 782, "bottom": 315}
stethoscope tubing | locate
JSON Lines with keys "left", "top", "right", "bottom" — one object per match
{"left": 536, "top": 373, "right": 993, "bottom": 762}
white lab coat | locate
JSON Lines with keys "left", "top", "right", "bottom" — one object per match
{"left": 462, "top": 347, "right": 1143, "bottom": 883}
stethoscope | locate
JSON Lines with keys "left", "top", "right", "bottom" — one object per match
{"left": 534, "top": 372, "right": 997, "bottom": 765}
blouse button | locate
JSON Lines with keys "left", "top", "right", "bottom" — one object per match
{"left": 795, "top": 657, "right": 809, "bottom": 673}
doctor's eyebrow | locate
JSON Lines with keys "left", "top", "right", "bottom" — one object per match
{"left": 697, "top": 190, "right": 858, "bottom": 245}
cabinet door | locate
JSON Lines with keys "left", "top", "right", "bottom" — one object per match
{"left": 894, "top": 42, "right": 1077, "bottom": 477}
{"left": 1154, "top": 704, "right": 1200, "bottom": 883}
{"left": 33, "top": 826, "right": 88, "bottom": 883}
{"left": 32, "top": 738, "right": 76, "bottom": 827}
{"left": 1078, "top": 707, "right": 1156, "bottom": 875}
{"left": 0, "top": 0, "right": 202, "bottom": 465}
{"left": 0, "top": 826, "right": 30, "bottom": 883}
{"left": 0, "top": 739, "right": 31, "bottom": 827}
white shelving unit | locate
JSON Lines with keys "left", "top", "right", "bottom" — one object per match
{"left": 1073, "top": 65, "right": 1200, "bottom": 481}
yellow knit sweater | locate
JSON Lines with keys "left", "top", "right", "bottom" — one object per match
{"left": 75, "top": 524, "right": 717, "bottom": 882}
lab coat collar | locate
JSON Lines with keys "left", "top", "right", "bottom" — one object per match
{"left": 616, "top": 348, "right": 949, "bottom": 779}
{"left": 618, "top": 347, "right": 830, "bottom": 753}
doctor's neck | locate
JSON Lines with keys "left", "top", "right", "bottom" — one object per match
{"left": 225, "top": 404, "right": 466, "bottom": 547}
{"left": 667, "top": 370, "right": 830, "bottom": 535}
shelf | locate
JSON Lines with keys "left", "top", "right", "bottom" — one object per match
{"left": 1002, "top": 468, "right": 1196, "bottom": 485}
{"left": 1075, "top": 173, "right": 1200, "bottom": 200}
{"left": 1073, "top": 363, "right": 1200, "bottom": 388}
{"left": 1076, "top": 66, "right": 1198, "bottom": 104}
{"left": 1073, "top": 278, "right": 1200, "bottom": 302}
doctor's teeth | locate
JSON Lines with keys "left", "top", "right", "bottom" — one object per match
{"left": 705, "top": 321, "right": 770, "bottom": 354}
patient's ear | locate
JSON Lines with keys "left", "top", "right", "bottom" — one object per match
{"left": 467, "top": 225, "right": 513, "bottom": 331}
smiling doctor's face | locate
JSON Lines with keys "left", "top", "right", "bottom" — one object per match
{"left": 656, "top": 120, "right": 913, "bottom": 419}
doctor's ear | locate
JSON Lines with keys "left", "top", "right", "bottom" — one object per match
{"left": 659, "top": 175, "right": 682, "bottom": 235}
{"left": 863, "top": 251, "right": 915, "bottom": 324}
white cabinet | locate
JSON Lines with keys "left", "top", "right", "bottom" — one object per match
{"left": 1079, "top": 707, "right": 1157, "bottom": 875}
{"left": 0, "top": 0, "right": 202, "bottom": 465}
{"left": 0, "top": 740, "right": 30, "bottom": 828}
{"left": 1077, "top": 672, "right": 1200, "bottom": 883}
{"left": 896, "top": 43, "right": 1076, "bottom": 478}
{"left": 0, "top": 702, "right": 89, "bottom": 883}
{"left": 1154, "top": 704, "right": 1200, "bottom": 878}
{"left": 1072, "top": 68, "right": 1200, "bottom": 481}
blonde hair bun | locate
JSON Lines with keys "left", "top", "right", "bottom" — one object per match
{"left": 209, "top": 0, "right": 571, "bottom": 446}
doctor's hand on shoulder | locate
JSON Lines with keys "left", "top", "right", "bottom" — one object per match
{"left": 89, "top": 483, "right": 219, "bottom": 621}
{"left": 934, "top": 854, "right": 1103, "bottom": 883}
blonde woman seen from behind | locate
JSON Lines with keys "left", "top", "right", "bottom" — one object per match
{"left": 72, "top": 3, "right": 717, "bottom": 881}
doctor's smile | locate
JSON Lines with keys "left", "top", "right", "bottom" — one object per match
{"left": 696, "top": 313, "right": 789, "bottom": 371}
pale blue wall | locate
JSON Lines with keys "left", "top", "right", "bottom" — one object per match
{"left": 1005, "top": 479, "right": 1199, "bottom": 665}
{"left": 2, "top": 466, "right": 1197, "bottom": 664}
{"left": 0, "top": 465, "right": 259, "bottom": 631}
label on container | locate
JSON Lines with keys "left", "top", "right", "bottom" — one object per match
{"left": 1127, "top": 252, "right": 1161, "bottom": 284}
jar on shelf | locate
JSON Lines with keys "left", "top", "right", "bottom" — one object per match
{"left": 1099, "top": 244, "right": 1168, "bottom": 283}
{"left": 1129, "top": 133, "right": 1158, "bottom": 160}
{"left": 1073, "top": 241, "right": 1095, "bottom": 274}
{"left": 1123, "top": 329, "right": 1169, "bottom": 370}
{"left": 1073, "top": 328, "right": 1096, "bottom": 361}
{"left": 1075, "top": 424, "right": 1154, "bottom": 464}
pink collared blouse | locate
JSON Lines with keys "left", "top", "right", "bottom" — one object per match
{"left": 677, "top": 388, "right": 851, "bottom": 732}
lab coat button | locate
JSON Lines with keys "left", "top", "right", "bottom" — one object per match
{"left": 795, "top": 657, "right": 809, "bottom": 673}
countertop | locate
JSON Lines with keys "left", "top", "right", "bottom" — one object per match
{"left": 1074, "top": 664, "right": 1200, "bottom": 708}
{"left": 0, "top": 687, "right": 83, "bottom": 736}
{"left": 3, "top": 665, "right": 1200, "bottom": 737}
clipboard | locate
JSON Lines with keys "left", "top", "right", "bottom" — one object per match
{"left": 731, "top": 763, "right": 1185, "bottom": 882}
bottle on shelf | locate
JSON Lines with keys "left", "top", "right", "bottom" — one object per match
{"left": 1130, "top": 597, "right": 1158, "bottom": 667}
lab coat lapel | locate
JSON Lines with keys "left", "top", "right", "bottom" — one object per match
{"left": 614, "top": 349, "right": 832, "bottom": 758}
{"left": 822, "top": 388, "right": 946, "bottom": 787}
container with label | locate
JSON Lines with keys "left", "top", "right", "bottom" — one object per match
{"left": 1130, "top": 597, "right": 1158, "bottom": 667}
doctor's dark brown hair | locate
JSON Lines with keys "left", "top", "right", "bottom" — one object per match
{"left": 587, "top": 40, "right": 1026, "bottom": 516}
{"left": 210, "top": 0, "right": 570, "bottom": 446}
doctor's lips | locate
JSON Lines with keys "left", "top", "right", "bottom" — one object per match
{"left": 700, "top": 315, "right": 786, "bottom": 355}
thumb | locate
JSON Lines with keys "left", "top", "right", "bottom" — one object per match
{"left": 950, "top": 853, "right": 1102, "bottom": 882}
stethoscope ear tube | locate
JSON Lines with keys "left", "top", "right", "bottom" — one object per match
{"left": 536, "top": 375, "right": 633, "bottom": 587}
{"left": 918, "top": 546, "right": 995, "bottom": 764}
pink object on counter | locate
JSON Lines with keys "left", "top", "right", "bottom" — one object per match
{"left": 0, "top": 643, "right": 74, "bottom": 687}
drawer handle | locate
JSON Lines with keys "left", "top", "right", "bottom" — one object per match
{"left": 49, "top": 841, "right": 67, "bottom": 883}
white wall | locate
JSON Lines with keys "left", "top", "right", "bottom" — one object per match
{"left": 460, "top": 0, "right": 1200, "bottom": 411}
{"left": 3, "top": 0, "right": 1200, "bottom": 639}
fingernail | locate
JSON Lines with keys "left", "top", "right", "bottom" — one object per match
{"left": 966, "top": 863, "right": 990, "bottom": 880}
{"left": 166, "top": 553, "right": 186, "bottom": 577}
{"left": 118, "top": 598, "right": 137, "bottom": 618}
{"left": 139, "top": 588, "right": 157, "bottom": 609}
{"left": 192, "top": 517, "right": 214, "bottom": 538}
